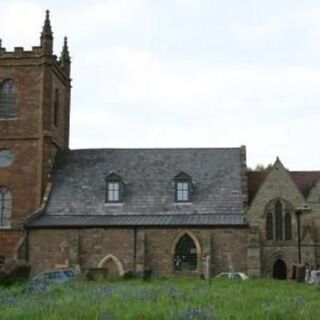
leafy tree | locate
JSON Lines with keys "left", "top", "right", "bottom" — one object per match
{"left": 248, "top": 163, "right": 273, "bottom": 172}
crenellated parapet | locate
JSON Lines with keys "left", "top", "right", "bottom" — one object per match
{"left": 0, "top": 45, "right": 43, "bottom": 58}
{"left": 0, "top": 10, "right": 71, "bottom": 80}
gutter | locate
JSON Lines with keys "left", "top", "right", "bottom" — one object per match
{"left": 24, "top": 181, "right": 53, "bottom": 228}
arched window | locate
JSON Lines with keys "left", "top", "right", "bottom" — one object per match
{"left": 266, "top": 199, "right": 293, "bottom": 241}
{"left": 285, "top": 212, "right": 292, "bottom": 240}
{"left": 266, "top": 212, "right": 273, "bottom": 240}
{"left": 0, "top": 186, "right": 12, "bottom": 228}
{"left": 0, "top": 80, "right": 17, "bottom": 119}
{"left": 174, "top": 234, "right": 197, "bottom": 271}
{"left": 275, "top": 200, "right": 283, "bottom": 240}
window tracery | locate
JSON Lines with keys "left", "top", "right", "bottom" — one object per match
{"left": 174, "top": 234, "right": 198, "bottom": 271}
{"left": 265, "top": 199, "right": 293, "bottom": 241}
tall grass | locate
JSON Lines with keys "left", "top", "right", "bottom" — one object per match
{"left": 0, "top": 278, "right": 319, "bottom": 319}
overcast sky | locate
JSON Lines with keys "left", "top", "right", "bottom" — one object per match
{"left": 1, "top": 0, "right": 320, "bottom": 170}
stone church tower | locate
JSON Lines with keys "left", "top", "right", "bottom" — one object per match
{"left": 0, "top": 11, "right": 71, "bottom": 262}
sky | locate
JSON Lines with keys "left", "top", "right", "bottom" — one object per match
{"left": 1, "top": 0, "right": 320, "bottom": 170}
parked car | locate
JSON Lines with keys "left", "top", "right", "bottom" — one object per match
{"left": 215, "top": 272, "right": 248, "bottom": 280}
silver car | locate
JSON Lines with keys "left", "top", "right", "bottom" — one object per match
{"left": 215, "top": 272, "right": 249, "bottom": 280}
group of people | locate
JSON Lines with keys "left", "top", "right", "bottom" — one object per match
{"left": 304, "top": 263, "right": 320, "bottom": 284}
{"left": 289, "top": 263, "right": 320, "bottom": 283}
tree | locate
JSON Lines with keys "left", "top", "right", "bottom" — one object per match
{"left": 248, "top": 163, "right": 273, "bottom": 172}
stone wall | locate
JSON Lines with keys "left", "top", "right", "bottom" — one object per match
{"left": 28, "top": 227, "right": 248, "bottom": 277}
{"left": 247, "top": 160, "right": 320, "bottom": 277}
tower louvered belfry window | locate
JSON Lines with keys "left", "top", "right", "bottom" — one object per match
{"left": 0, "top": 186, "right": 12, "bottom": 228}
{"left": 0, "top": 80, "right": 17, "bottom": 119}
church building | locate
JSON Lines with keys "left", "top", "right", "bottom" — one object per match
{"left": 1, "top": 12, "right": 320, "bottom": 278}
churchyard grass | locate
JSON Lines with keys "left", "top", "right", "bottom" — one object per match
{"left": 0, "top": 278, "right": 319, "bottom": 320}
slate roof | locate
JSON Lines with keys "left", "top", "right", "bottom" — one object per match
{"left": 27, "top": 148, "right": 246, "bottom": 227}
{"left": 247, "top": 171, "right": 320, "bottom": 203}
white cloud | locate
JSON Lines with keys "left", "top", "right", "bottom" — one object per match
{"left": 0, "top": 2, "right": 42, "bottom": 49}
{"left": 71, "top": 43, "right": 320, "bottom": 169}
{"left": 1, "top": 1, "right": 320, "bottom": 169}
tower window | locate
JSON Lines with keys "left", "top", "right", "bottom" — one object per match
{"left": 0, "top": 186, "right": 12, "bottom": 228}
{"left": 174, "top": 171, "right": 193, "bottom": 203}
{"left": 0, "top": 79, "right": 17, "bottom": 119}
{"left": 53, "top": 89, "right": 59, "bottom": 126}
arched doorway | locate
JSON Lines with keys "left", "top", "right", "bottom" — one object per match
{"left": 273, "top": 259, "right": 287, "bottom": 279}
{"left": 173, "top": 233, "right": 198, "bottom": 272}
{"left": 98, "top": 254, "right": 124, "bottom": 277}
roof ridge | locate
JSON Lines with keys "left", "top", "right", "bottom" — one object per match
{"left": 290, "top": 171, "right": 320, "bottom": 173}
{"left": 44, "top": 213, "right": 245, "bottom": 217}
{"left": 68, "top": 147, "right": 242, "bottom": 152}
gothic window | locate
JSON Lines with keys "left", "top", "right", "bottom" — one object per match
{"left": 275, "top": 200, "right": 283, "bottom": 240}
{"left": 0, "top": 79, "right": 17, "bottom": 119}
{"left": 174, "top": 172, "right": 193, "bottom": 202}
{"left": 266, "top": 199, "right": 293, "bottom": 241}
{"left": 174, "top": 234, "right": 197, "bottom": 271}
{"left": 285, "top": 212, "right": 292, "bottom": 240}
{"left": 0, "top": 186, "right": 12, "bottom": 228}
{"left": 266, "top": 212, "right": 273, "bottom": 240}
{"left": 105, "top": 172, "right": 125, "bottom": 203}
{"left": 53, "top": 89, "right": 59, "bottom": 126}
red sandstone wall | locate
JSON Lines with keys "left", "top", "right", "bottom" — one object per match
{"left": 0, "top": 49, "right": 71, "bottom": 261}
{"left": 0, "top": 230, "right": 23, "bottom": 257}
{"left": 28, "top": 227, "right": 248, "bottom": 277}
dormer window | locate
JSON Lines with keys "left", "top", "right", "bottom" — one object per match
{"left": 174, "top": 171, "right": 193, "bottom": 203}
{"left": 176, "top": 182, "right": 190, "bottom": 202}
{"left": 105, "top": 172, "right": 125, "bottom": 203}
{"left": 107, "top": 182, "right": 120, "bottom": 202}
